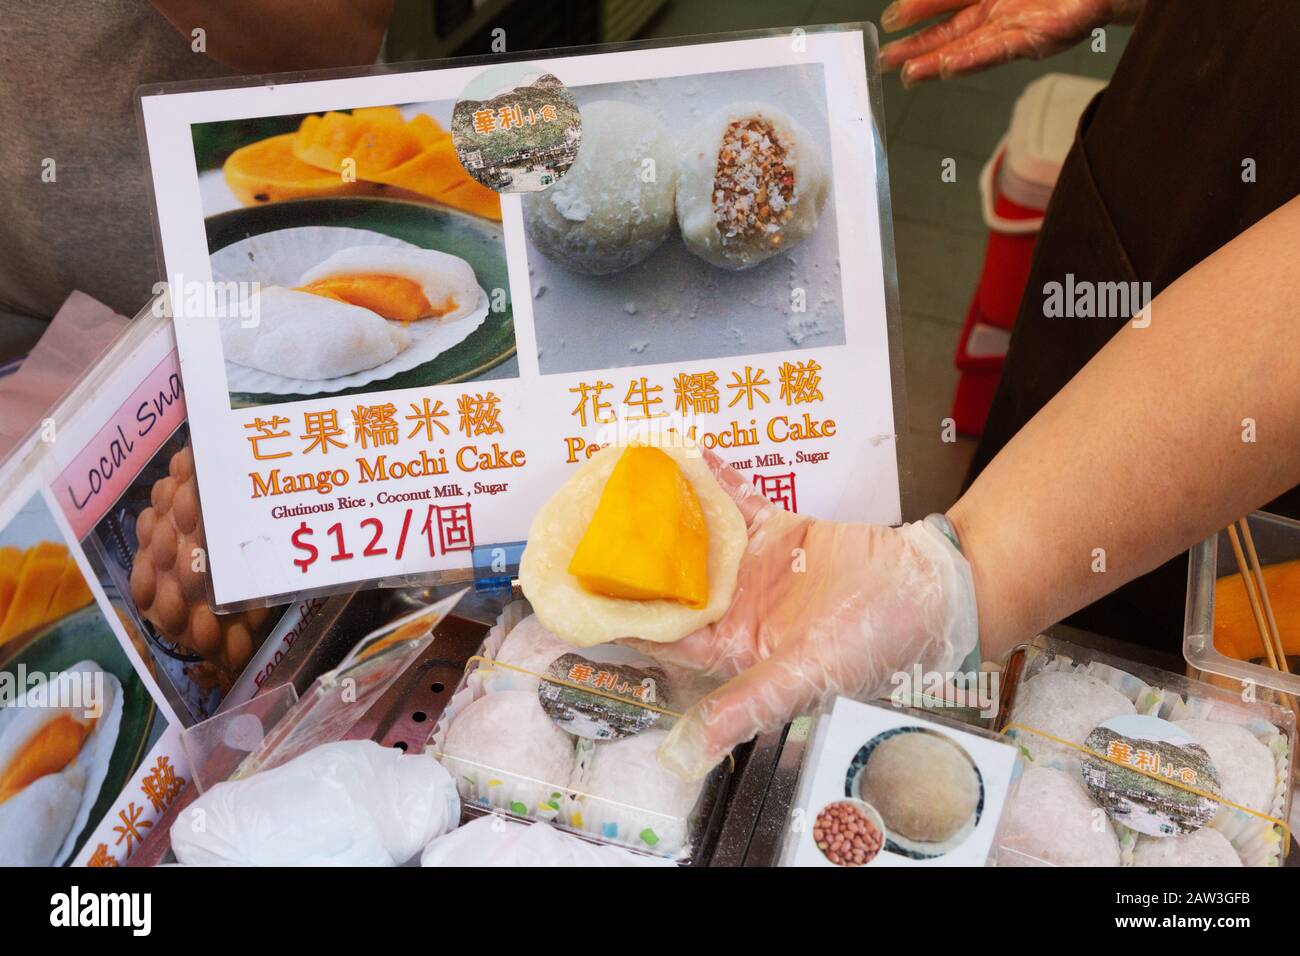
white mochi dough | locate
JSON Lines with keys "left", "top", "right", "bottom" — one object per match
{"left": 221, "top": 286, "right": 409, "bottom": 379}
{"left": 518, "top": 443, "right": 747, "bottom": 647}
{"left": 676, "top": 102, "right": 828, "bottom": 270}
{"left": 298, "top": 245, "right": 481, "bottom": 323}
{"left": 578, "top": 729, "right": 705, "bottom": 854}
{"left": 999, "top": 767, "right": 1120, "bottom": 867}
{"left": 1132, "top": 829, "right": 1242, "bottom": 867}
{"left": 440, "top": 690, "right": 575, "bottom": 809}
{"left": 1174, "top": 719, "right": 1276, "bottom": 817}
{"left": 859, "top": 732, "right": 980, "bottom": 843}
{"left": 1010, "top": 671, "right": 1135, "bottom": 768}
{"left": 523, "top": 100, "right": 677, "bottom": 275}
{"left": 483, "top": 614, "right": 574, "bottom": 692}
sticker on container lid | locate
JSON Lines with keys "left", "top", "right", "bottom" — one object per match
{"left": 451, "top": 64, "right": 581, "bottom": 194}
{"left": 538, "top": 650, "right": 669, "bottom": 740}
{"left": 1080, "top": 714, "right": 1223, "bottom": 837}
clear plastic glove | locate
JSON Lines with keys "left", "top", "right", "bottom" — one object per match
{"left": 878, "top": 0, "right": 1146, "bottom": 87}
{"left": 638, "top": 453, "right": 979, "bottom": 781}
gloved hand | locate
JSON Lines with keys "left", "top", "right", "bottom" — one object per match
{"left": 878, "top": 0, "right": 1146, "bottom": 87}
{"left": 639, "top": 452, "right": 979, "bottom": 781}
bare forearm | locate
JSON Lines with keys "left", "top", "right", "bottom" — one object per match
{"left": 949, "top": 195, "right": 1300, "bottom": 660}
{"left": 152, "top": 1, "right": 393, "bottom": 73}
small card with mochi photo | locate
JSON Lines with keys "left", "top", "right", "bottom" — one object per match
{"left": 782, "top": 697, "right": 1020, "bottom": 867}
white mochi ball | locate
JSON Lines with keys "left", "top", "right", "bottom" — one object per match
{"left": 441, "top": 690, "right": 575, "bottom": 812}
{"left": 484, "top": 614, "right": 573, "bottom": 693}
{"left": 578, "top": 729, "right": 705, "bottom": 856}
{"left": 523, "top": 100, "right": 677, "bottom": 275}
{"left": 1132, "top": 829, "right": 1242, "bottom": 867}
{"left": 1010, "top": 671, "right": 1135, "bottom": 768}
{"left": 999, "top": 767, "right": 1120, "bottom": 867}
{"left": 1174, "top": 719, "right": 1276, "bottom": 817}
{"left": 676, "top": 102, "right": 828, "bottom": 270}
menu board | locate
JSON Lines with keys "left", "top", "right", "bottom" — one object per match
{"left": 137, "top": 25, "right": 902, "bottom": 609}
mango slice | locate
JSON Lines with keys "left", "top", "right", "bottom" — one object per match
{"left": 350, "top": 105, "right": 405, "bottom": 126}
{"left": 0, "top": 714, "right": 93, "bottom": 803}
{"left": 0, "top": 542, "right": 68, "bottom": 645}
{"left": 405, "top": 113, "right": 447, "bottom": 149}
{"left": 294, "top": 111, "right": 426, "bottom": 180}
{"left": 0, "top": 545, "right": 23, "bottom": 627}
{"left": 567, "top": 447, "right": 709, "bottom": 608}
{"left": 369, "top": 140, "right": 502, "bottom": 221}
{"left": 291, "top": 111, "right": 502, "bottom": 221}
{"left": 222, "top": 133, "right": 382, "bottom": 206}
{"left": 47, "top": 557, "right": 93, "bottom": 620}
{"left": 296, "top": 274, "right": 434, "bottom": 323}
{"left": 0, "top": 543, "right": 94, "bottom": 647}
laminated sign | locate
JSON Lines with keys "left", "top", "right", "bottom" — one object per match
{"left": 0, "top": 309, "right": 328, "bottom": 867}
{"left": 136, "top": 24, "right": 904, "bottom": 608}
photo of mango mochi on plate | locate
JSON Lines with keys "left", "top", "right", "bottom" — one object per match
{"left": 213, "top": 228, "right": 491, "bottom": 393}
{"left": 194, "top": 102, "right": 519, "bottom": 405}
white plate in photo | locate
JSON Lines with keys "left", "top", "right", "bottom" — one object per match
{"left": 211, "top": 226, "right": 490, "bottom": 395}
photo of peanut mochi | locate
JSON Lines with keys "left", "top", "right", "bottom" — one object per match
{"left": 676, "top": 102, "right": 829, "bottom": 270}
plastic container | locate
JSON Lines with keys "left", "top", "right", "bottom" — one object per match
{"left": 777, "top": 697, "right": 1023, "bottom": 867}
{"left": 1184, "top": 511, "right": 1300, "bottom": 698}
{"left": 427, "top": 600, "right": 731, "bottom": 863}
{"left": 974, "top": 150, "right": 1045, "bottom": 331}
{"left": 995, "top": 636, "right": 1294, "bottom": 867}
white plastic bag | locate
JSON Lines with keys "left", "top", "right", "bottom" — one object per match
{"left": 171, "top": 740, "right": 459, "bottom": 866}
{"left": 420, "top": 815, "right": 676, "bottom": 867}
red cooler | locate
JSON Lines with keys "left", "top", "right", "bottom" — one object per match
{"left": 952, "top": 73, "right": 1105, "bottom": 436}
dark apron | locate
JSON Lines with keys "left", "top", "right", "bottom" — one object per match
{"left": 967, "top": 0, "right": 1300, "bottom": 650}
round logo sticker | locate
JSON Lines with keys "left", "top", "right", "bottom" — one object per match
{"left": 1080, "top": 714, "right": 1222, "bottom": 837}
{"left": 451, "top": 64, "right": 581, "bottom": 194}
{"left": 538, "top": 652, "right": 667, "bottom": 740}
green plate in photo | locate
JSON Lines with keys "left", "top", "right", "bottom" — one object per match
{"left": 205, "top": 197, "right": 516, "bottom": 408}
{"left": 2, "top": 605, "right": 158, "bottom": 863}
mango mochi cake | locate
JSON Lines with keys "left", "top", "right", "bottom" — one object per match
{"left": 521, "top": 442, "right": 746, "bottom": 647}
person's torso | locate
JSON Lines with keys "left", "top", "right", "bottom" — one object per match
{"left": 0, "top": 0, "right": 231, "bottom": 319}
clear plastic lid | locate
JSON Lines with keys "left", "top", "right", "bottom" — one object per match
{"left": 223, "top": 588, "right": 466, "bottom": 780}
{"left": 1184, "top": 510, "right": 1300, "bottom": 699}
{"left": 427, "top": 601, "right": 729, "bottom": 862}
{"left": 996, "top": 637, "right": 1293, "bottom": 867}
